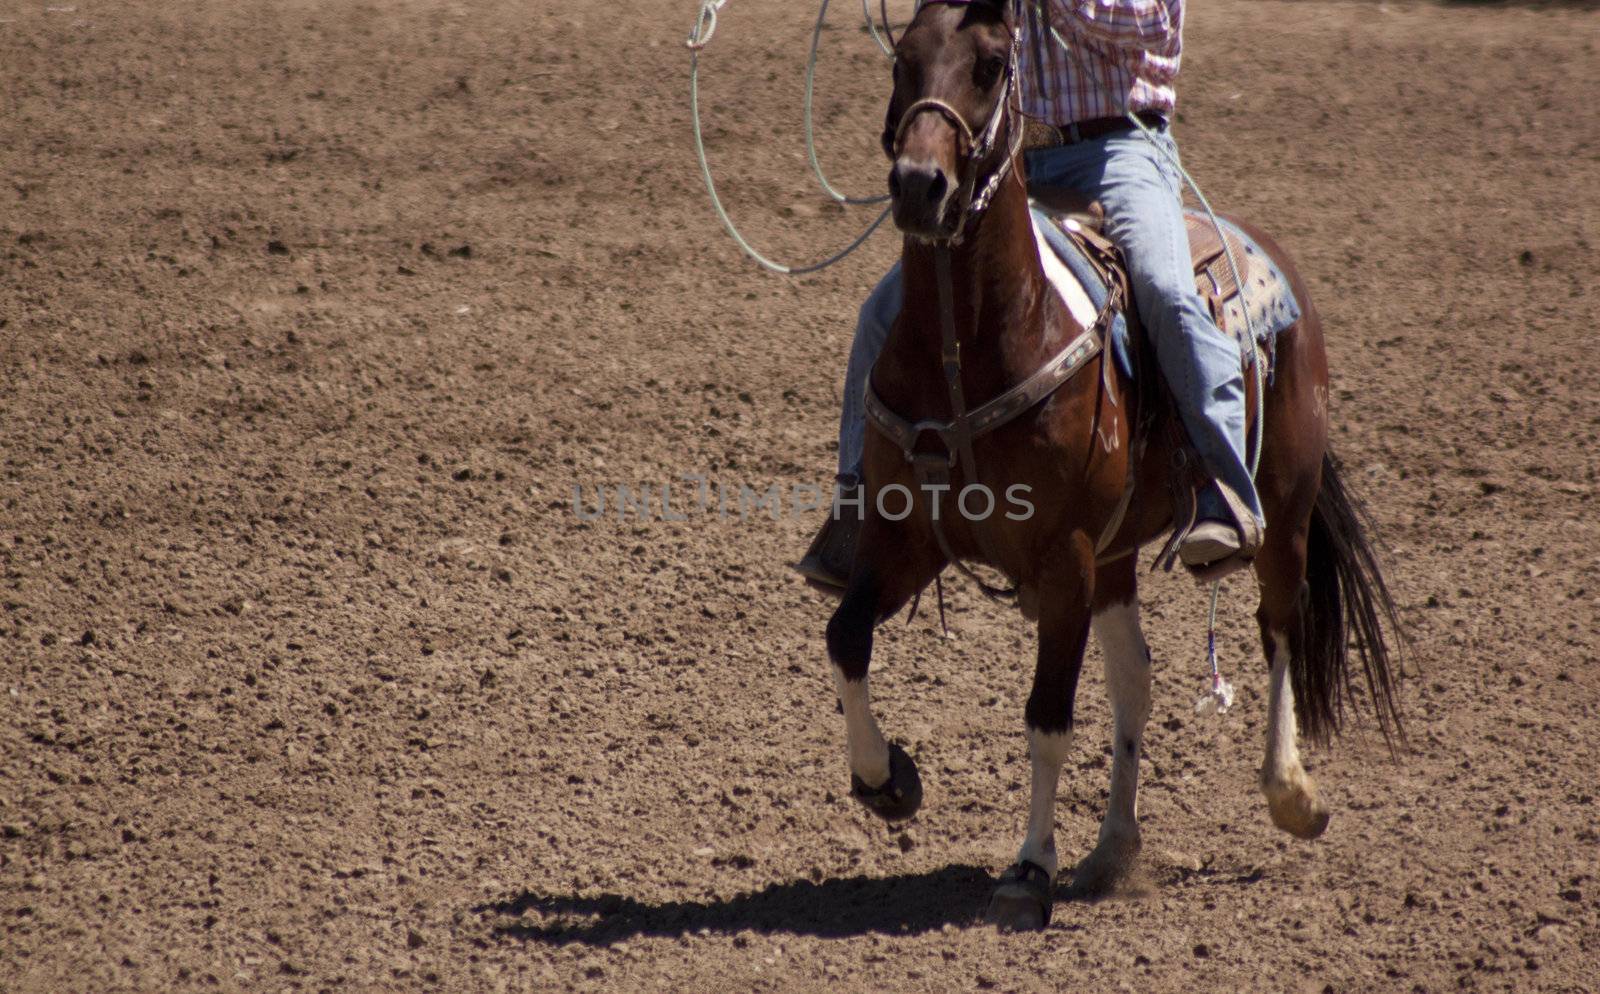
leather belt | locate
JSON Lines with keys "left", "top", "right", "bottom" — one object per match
{"left": 1022, "top": 110, "right": 1167, "bottom": 150}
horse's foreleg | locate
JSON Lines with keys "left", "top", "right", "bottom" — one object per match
{"left": 825, "top": 516, "right": 937, "bottom": 823}
{"left": 987, "top": 533, "right": 1094, "bottom": 931}
{"left": 827, "top": 572, "right": 891, "bottom": 786}
{"left": 1069, "top": 557, "right": 1151, "bottom": 897}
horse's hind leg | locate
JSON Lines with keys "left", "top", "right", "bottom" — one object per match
{"left": 1068, "top": 556, "right": 1151, "bottom": 897}
{"left": 987, "top": 533, "right": 1094, "bottom": 931}
{"left": 1253, "top": 520, "right": 1331, "bottom": 839}
{"left": 825, "top": 514, "right": 941, "bottom": 823}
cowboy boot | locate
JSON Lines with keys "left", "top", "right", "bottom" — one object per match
{"left": 1179, "top": 520, "right": 1242, "bottom": 565}
{"left": 1176, "top": 480, "right": 1262, "bottom": 582}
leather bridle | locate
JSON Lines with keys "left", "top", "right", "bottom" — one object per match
{"left": 887, "top": 22, "right": 1025, "bottom": 244}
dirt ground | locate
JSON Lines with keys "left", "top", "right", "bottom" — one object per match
{"left": 3, "top": 0, "right": 1598, "bottom": 991}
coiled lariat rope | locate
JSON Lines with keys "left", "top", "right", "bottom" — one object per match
{"left": 687, "top": 0, "right": 893, "bottom": 275}
{"left": 862, "top": 0, "right": 895, "bottom": 57}
{"left": 806, "top": 1, "right": 893, "bottom": 206}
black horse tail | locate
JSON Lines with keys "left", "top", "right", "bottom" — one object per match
{"left": 1296, "top": 451, "right": 1406, "bottom": 748}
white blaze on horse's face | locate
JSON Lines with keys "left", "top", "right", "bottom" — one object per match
{"left": 886, "top": 3, "right": 1012, "bottom": 240}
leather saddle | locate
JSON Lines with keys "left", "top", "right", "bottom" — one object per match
{"left": 1028, "top": 186, "right": 1251, "bottom": 335}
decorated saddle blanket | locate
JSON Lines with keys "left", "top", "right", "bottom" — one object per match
{"left": 1029, "top": 203, "right": 1301, "bottom": 381}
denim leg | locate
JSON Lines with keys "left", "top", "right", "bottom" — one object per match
{"left": 837, "top": 262, "right": 903, "bottom": 483}
{"left": 1081, "top": 132, "right": 1264, "bottom": 530}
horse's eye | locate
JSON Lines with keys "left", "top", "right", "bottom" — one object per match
{"left": 975, "top": 56, "right": 1004, "bottom": 89}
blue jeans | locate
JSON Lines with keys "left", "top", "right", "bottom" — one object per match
{"left": 836, "top": 123, "right": 1263, "bottom": 531}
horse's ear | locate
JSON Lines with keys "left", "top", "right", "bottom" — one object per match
{"left": 964, "top": 0, "right": 1012, "bottom": 19}
{"left": 980, "top": 0, "right": 1019, "bottom": 30}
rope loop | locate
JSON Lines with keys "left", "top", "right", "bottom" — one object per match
{"left": 807, "top": 0, "right": 892, "bottom": 206}
{"left": 688, "top": 0, "right": 893, "bottom": 274}
{"left": 685, "top": 0, "right": 728, "bottom": 50}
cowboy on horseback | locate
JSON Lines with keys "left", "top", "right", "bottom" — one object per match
{"left": 713, "top": 0, "right": 1405, "bottom": 930}
{"left": 714, "top": 0, "right": 1405, "bottom": 931}
{"left": 798, "top": 0, "right": 1262, "bottom": 587}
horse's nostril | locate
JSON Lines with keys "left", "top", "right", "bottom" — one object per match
{"left": 889, "top": 162, "right": 953, "bottom": 232}
{"left": 890, "top": 164, "right": 947, "bottom": 210}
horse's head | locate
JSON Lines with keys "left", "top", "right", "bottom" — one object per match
{"left": 883, "top": 0, "right": 1018, "bottom": 241}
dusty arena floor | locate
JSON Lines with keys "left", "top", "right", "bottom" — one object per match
{"left": 3, "top": 1, "right": 1599, "bottom": 991}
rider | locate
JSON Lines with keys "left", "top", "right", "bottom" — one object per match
{"left": 797, "top": 0, "right": 1262, "bottom": 586}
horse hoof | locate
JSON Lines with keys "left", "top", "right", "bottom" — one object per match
{"left": 986, "top": 861, "right": 1053, "bottom": 932}
{"left": 1264, "top": 780, "right": 1331, "bottom": 840}
{"left": 850, "top": 742, "right": 922, "bottom": 822}
{"left": 1063, "top": 830, "right": 1141, "bottom": 900}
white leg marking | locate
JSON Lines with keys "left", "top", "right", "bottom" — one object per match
{"left": 1018, "top": 728, "right": 1073, "bottom": 879}
{"left": 833, "top": 667, "right": 890, "bottom": 787}
{"left": 1262, "top": 629, "right": 1302, "bottom": 786}
{"left": 1259, "top": 627, "right": 1329, "bottom": 838}
{"left": 1091, "top": 602, "right": 1151, "bottom": 849}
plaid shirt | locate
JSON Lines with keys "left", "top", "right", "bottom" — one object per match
{"left": 1017, "top": 0, "right": 1182, "bottom": 125}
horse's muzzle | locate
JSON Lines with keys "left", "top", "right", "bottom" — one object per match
{"left": 889, "top": 158, "right": 960, "bottom": 240}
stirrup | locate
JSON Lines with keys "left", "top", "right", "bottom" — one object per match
{"left": 1184, "top": 549, "right": 1254, "bottom": 584}
{"left": 793, "top": 512, "right": 857, "bottom": 594}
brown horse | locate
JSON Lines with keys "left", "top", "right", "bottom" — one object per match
{"left": 824, "top": 1, "right": 1403, "bottom": 930}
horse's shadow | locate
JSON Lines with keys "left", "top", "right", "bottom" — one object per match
{"left": 474, "top": 864, "right": 1002, "bottom": 946}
